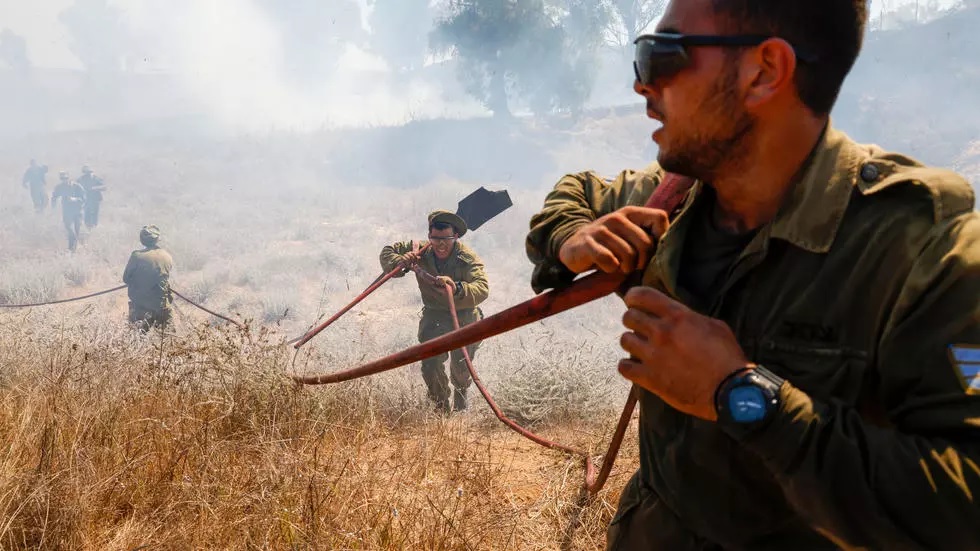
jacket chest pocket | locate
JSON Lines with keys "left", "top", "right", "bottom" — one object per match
{"left": 755, "top": 338, "right": 869, "bottom": 406}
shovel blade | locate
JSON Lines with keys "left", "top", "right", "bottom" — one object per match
{"left": 456, "top": 187, "right": 512, "bottom": 231}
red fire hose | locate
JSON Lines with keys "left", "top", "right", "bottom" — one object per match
{"left": 430, "top": 269, "right": 639, "bottom": 494}
{"left": 292, "top": 244, "right": 431, "bottom": 348}
{"left": 291, "top": 270, "right": 626, "bottom": 384}
{"left": 290, "top": 173, "right": 696, "bottom": 495}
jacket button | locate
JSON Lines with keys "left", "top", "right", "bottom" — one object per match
{"left": 860, "top": 163, "right": 880, "bottom": 182}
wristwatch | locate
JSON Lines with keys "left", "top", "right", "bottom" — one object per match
{"left": 714, "top": 364, "right": 785, "bottom": 436}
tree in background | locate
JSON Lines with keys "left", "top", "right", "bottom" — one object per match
{"left": 601, "top": 0, "right": 665, "bottom": 52}
{"left": 0, "top": 29, "right": 31, "bottom": 78}
{"left": 430, "top": 0, "right": 606, "bottom": 119}
{"left": 522, "top": 0, "right": 608, "bottom": 116}
{"left": 870, "top": 0, "right": 965, "bottom": 30}
{"left": 368, "top": 0, "right": 434, "bottom": 73}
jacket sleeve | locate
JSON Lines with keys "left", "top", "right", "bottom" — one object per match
{"left": 123, "top": 253, "right": 137, "bottom": 286}
{"left": 379, "top": 240, "right": 416, "bottom": 276}
{"left": 453, "top": 250, "right": 489, "bottom": 309}
{"left": 155, "top": 251, "right": 174, "bottom": 303}
{"left": 525, "top": 165, "right": 663, "bottom": 293}
{"left": 731, "top": 211, "right": 980, "bottom": 550}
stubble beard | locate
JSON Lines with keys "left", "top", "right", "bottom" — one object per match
{"left": 658, "top": 66, "right": 755, "bottom": 183}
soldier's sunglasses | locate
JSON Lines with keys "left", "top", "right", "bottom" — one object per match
{"left": 428, "top": 236, "right": 457, "bottom": 243}
{"left": 633, "top": 33, "right": 818, "bottom": 86}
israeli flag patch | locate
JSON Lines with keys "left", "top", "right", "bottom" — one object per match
{"left": 948, "top": 345, "right": 980, "bottom": 394}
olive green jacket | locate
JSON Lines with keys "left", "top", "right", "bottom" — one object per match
{"left": 526, "top": 124, "right": 980, "bottom": 550}
{"left": 123, "top": 247, "right": 174, "bottom": 313}
{"left": 51, "top": 181, "right": 85, "bottom": 217}
{"left": 380, "top": 240, "right": 489, "bottom": 312}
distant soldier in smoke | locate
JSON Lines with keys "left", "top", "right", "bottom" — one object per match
{"left": 123, "top": 225, "right": 174, "bottom": 333}
{"left": 379, "top": 210, "right": 490, "bottom": 414}
{"left": 77, "top": 165, "right": 106, "bottom": 228}
{"left": 50, "top": 171, "right": 85, "bottom": 252}
{"left": 21, "top": 159, "right": 48, "bottom": 212}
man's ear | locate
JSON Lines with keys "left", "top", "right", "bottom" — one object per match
{"left": 743, "top": 37, "right": 797, "bottom": 109}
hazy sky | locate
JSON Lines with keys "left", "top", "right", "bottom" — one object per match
{"left": 0, "top": 0, "right": 962, "bottom": 130}
{"left": 0, "top": 0, "right": 960, "bottom": 70}
{"left": 0, "top": 0, "right": 377, "bottom": 72}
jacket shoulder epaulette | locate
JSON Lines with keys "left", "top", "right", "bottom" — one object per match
{"left": 456, "top": 242, "right": 482, "bottom": 264}
{"left": 855, "top": 149, "right": 975, "bottom": 221}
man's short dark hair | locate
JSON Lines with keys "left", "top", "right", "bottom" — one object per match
{"left": 712, "top": 0, "right": 868, "bottom": 115}
{"left": 429, "top": 221, "right": 456, "bottom": 233}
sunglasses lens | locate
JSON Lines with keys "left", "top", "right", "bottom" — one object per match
{"left": 634, "top": 39, "right": 689, "bottom": 85}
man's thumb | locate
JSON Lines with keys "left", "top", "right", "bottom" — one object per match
{"left": 626, "top": 208, "right": 670, "bottom": 237}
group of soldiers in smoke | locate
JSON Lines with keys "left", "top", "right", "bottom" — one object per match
{"left": 20, "top": 159, "right": 173, "bottom": 334}
{"left": 21, "top": 159, "right": 107, "bottom": 252}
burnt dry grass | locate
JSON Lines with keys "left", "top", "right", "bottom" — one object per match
{"left": 0, "top": 316, "right": 639, "bottom": 550}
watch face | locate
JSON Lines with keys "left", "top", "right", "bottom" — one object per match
{"left": 728, "top": 386, "right": 767, "bottom": 423}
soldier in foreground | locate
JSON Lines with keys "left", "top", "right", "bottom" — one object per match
{"left": 50, "top": 171, "right": 85, "bottom": 252}
{"left": 380, "top": 211, "right": 490, "bottom": 414}
{"left": 526, "top": 0, "right": 980, "bottom": 549}
{"left": 77, "top": 165, "right": 106, "bottom": 229}
{"left": 123, "top": 225, "right": 174, "bottom": 333}
{"left": 21, "top": 159, "right": 48, "bottom": 213}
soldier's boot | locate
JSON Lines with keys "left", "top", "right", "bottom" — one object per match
{"left": 453, "top": 387, "right": 468, "bottom": 412}
{"left": 437, "top": 398, "right": 451, "bottom": 415}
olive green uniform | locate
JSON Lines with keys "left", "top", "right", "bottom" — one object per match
{"left": 22, "top": 164, "right": 47, "bottom": 212}
{"left": 77, "top": 173, "right": 106, "bottom": 228}
{"left": 50, "top": 180, "right": 85, "bottom": 251}
{"left": 380, "top": 240, "right": 490, "bottom": 407}
{"left": 526, "top": 124, "right": 980, "bottom": 550}
{"left": 123, "top": 246, "right": 174, "bottom": 332}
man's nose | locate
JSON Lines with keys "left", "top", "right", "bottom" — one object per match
{"left": 634, "top": 78, "right": 658, "bottom": 97}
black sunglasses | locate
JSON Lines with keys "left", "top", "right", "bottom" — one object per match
{"left": 633, "top": 32, "right": 818, "bottom": 85}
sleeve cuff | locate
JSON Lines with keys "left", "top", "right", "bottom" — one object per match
{"left": 530, "top": 260, "right": 577, "bottom": 294}
{"left": 727, "top": 382, "right": 826, "bottom": 473}
{"left": 548, "top": 220, "right": 589, "bottom": 260}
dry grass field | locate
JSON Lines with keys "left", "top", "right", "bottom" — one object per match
{"left": 0, "top": 113, "right": 654, "bottom": 550}
{"left": 0, "top": 314, "right": 641, "bottom": 550}
{"left": 0, "top": 106, "right": 977, "bottom": 549}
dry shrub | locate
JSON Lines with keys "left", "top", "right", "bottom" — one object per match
{"left": 483, "top": 335, "right": 628, "bottom": 428}
{"left": 0, "top": 313, "right": 637, "bottom": 550}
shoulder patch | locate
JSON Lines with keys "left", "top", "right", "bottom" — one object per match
{"left": 857, "top": 164, "right": 975, "bottom": 222}
{"left": 947, "top": 344, "right": 980, "bottom": 395}
{"left": 455, "top": 242, "right": 482, "bottom": 264}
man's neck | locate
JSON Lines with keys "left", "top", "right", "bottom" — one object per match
{"left": 710, "top": 115, "right": 827, "bottom": 234}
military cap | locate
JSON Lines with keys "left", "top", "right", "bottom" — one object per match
{"left": 139, "top": 224, "right": 161, "bottom": 246}
{"left": 428, "top": 210, "right": 467, "bottom": 237}
{"left": 81, "top": 165, "right": 92, "bottom": 173}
